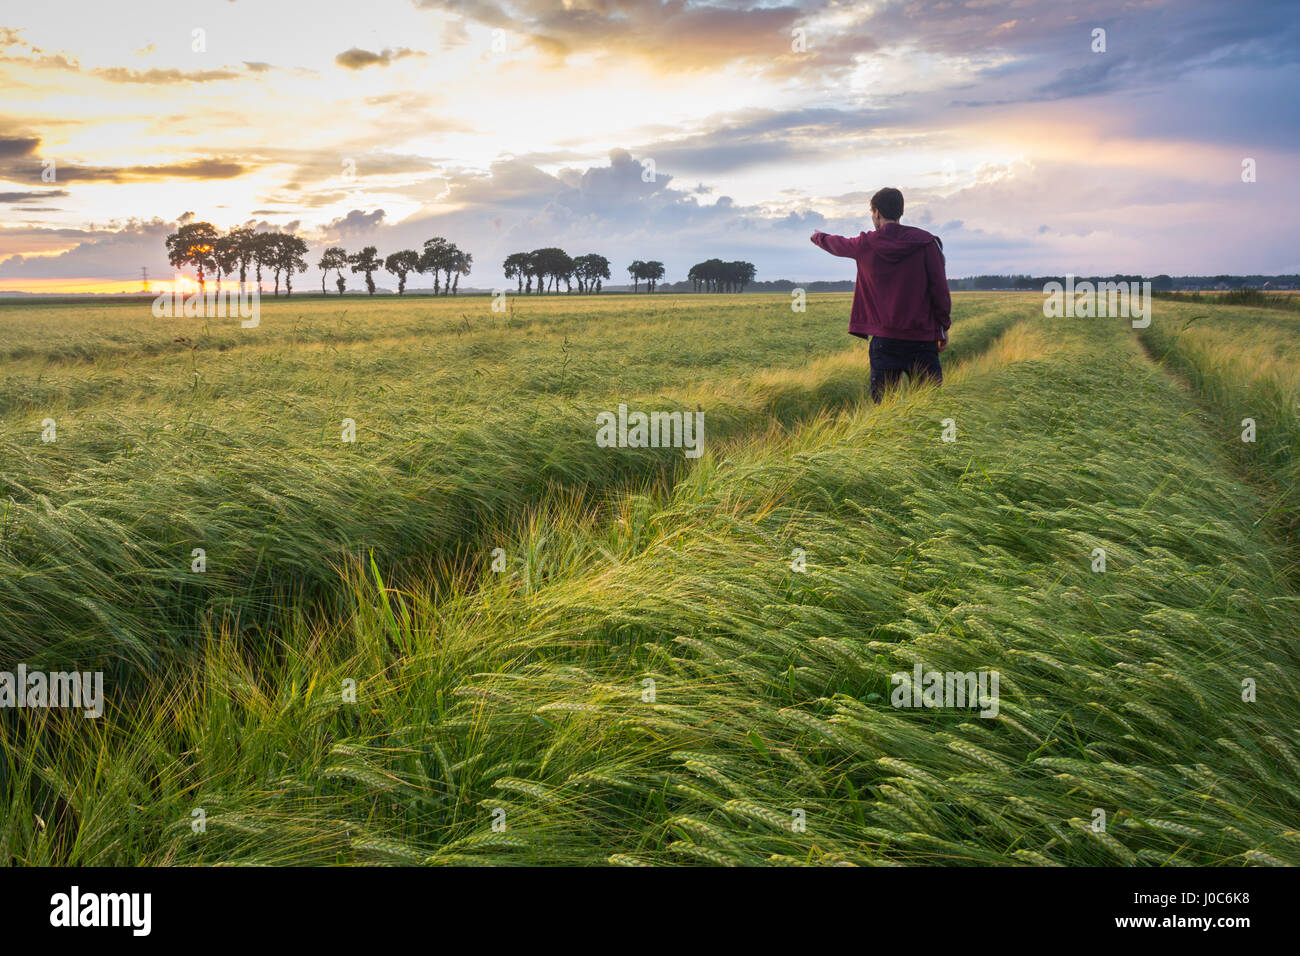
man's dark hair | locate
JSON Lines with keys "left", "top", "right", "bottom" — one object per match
{"left": 870, "top": 187, "right": 904, "bottom": 221}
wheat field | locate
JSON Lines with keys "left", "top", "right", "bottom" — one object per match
{"left": 0, "top": 292, "right": 1296, "bottom": 865}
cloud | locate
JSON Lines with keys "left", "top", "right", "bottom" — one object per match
{"left": 0, "top": 136, "right": 40, "bottom": 159}
{"left": 413, "top": 0, "right": 805, "bottom": 69}
{"left": 0, "top": 133, "right": 247, "bottom": 183}
{"left": 322, "top": 208, "right": 387, "bottom": 238}
{"left": 0, "top": 189, "right": 68, "bottom": 202}
{"left": 0, "top": 25, "right": 255, "bottom": 85}
{"left": 0, "top": 27, "right": 81, "bottom": 72}
{"left": 334, "top": 47, "right": 424, "bottom": 70}
{"left": 0, "top": 217, "right": 178, "bottom": 277}
{"left": 631, "top": 106, "right": 902, "bottom": 174}
{"left": 1, "top": 158, "right": 248, "bottom": 184}
{"left": 93, "top": 66, "right": 243, "bottom": 84}
{"left": 338, "top": 149, "right": 828, "bottom": 283}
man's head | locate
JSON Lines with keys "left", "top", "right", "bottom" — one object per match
{"left": 870, "top": 187, "right": 904, "bottom": 230}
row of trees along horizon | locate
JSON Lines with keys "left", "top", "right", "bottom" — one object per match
{"left": 164, "top": 222, "right": 759, "bottom": 296}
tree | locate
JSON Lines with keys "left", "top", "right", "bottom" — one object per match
{"left": 267, "top": 236, "right": 284, "bottom": 296}
{"left": 319, "top": 247, "right": 349, "bottom": 294}
{"left": 276, "top": 234, "right": 309, "bottom": 296}
{"left": 419, "top": 238, "right": 450, "bottom": 294}
{"left": 522, "top": 248, "right": 566, "bottom": 294}
{"left": 557, "top": 250, "right": 574, "bottom": 292}
{"left": 627, "top": 259, "right": 646, "bottom": 292}
{"left": 439, "top": 242, "right": 463, "bottom": 295}
{"left": 642, "top": 260, "right": 665, "bottom": 293}
{"left": 573, "top": 254, "right": 610, "bottom": 293}
{"left": 503, "top": 252, "right": 530, "bottom": 293}
{"left": 524, "top": 250, "right": 542, "bottom": 294}
{"left": 544, "top": 248, "right": 573, "bottom": 293}
{"left": 592, "top": 255, "right": 610, "bottom": 293}
{"left": 385, "top": 249, "right": 421, "bottom": 295}
{"left": 729, "top": 260, "right": 756, "bottom": 292}
{"left": 252, "top": 232, "right": 280, "bottom": 294}
{"left": 450, "top": 248, "right": 472, "bottom": 294}
{"left": 164, "top": 221, "right": 219, "bottom": 293}
{"left": 686, "top": 258, "right": 756, "bottom": 292}
{"left": 226, "top": 227, "right": 257, "bottom": 286}
{"left": 349, "top": 246, "right": 382, "bottom": 295}
{"left": 212, "top": 232, "right": 240, "bottom": 292}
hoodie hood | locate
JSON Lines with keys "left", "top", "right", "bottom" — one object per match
{"left": 865, "top": 223, "right": 938, "bottom": 264}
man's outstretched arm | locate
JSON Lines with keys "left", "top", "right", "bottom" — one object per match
{"left": 810, "top": 230, "right": 863, "bottom": 258}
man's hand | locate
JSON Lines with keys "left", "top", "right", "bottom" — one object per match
{"left": 937, "top": 337, "right": 948, "bottom": 352}
{"left": 810, "top": 230, "right": 822, "bottom": 243}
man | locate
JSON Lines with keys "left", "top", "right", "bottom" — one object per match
{"left": 810, "top": 187, "right": 951, "bottom": 403}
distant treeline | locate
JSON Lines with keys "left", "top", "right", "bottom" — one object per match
{"left": 161, "top": 223, "right": 754, "bottom": 296}
{"left": 949, "top": 274, "right": 1300, "bottom": 291}
{"left": 501, "top": 252, "right": 760, "bottom": 294}
{"left": 659, "top": 278, "right": 852, "bottom": 293}
{"left": 162, "top": 222, "right": 1295, "bottom": 298}
{"left": 502, "top": 250, "right": 652, "bottom": 294}
{"left": 164, "top": 221, "right": 475, "bottom": 296}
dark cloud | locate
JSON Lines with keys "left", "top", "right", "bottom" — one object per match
{"left": 0, "top": 136, "right": 40, "bottom": 158}
{"left": 938, "top": 0, "right": 1300, "bottom": 106}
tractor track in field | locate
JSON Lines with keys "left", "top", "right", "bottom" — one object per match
{"left": 1135, "top": 318, "right": 1300, "bottom": 584}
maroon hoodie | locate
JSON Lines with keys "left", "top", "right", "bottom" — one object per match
{"left": 811, "top": 223, "right": 951, "bottom": 341}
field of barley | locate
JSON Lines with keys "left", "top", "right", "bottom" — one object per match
{"left": 0, "top": 291, "right": 1297, "bottom": 866}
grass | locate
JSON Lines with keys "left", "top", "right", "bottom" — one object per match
{"left": 1, "top": 293, "right": 1298, "bottom": 866}
{"left": 1138, "top": 298, "right": 1300, "bottom": 554}
{"left": 0, "top": 293, "right": 1020, "bottom": 674}
{"left": 1151, "top": 288, "right": 1300, "bottom": 311}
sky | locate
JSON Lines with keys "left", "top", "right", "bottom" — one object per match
{"left": 1, "top": 0, "right": 1297, "bottom": 293}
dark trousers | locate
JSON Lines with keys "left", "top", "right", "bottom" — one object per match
{"left": 869, "top": 336, "right": 942, "bottom": 404}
